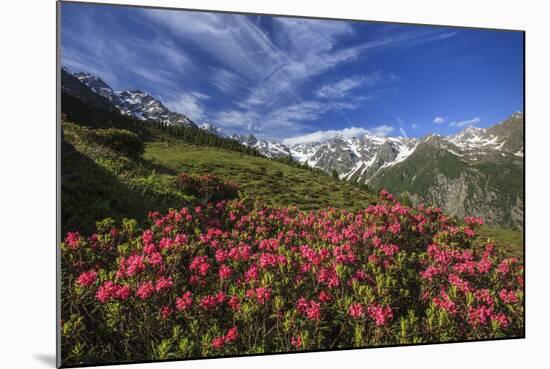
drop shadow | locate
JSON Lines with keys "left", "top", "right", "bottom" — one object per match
{"left": 33, "top": 353, "right": 57, "bottom": 367}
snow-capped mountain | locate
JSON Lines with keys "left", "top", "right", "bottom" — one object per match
{"left": 228, "top": 113, "right": 523, "bottom": 229}
{"left": 69, "top": 70, "right": 197, "bottom": 128}
{"left": 231, "top": 134, "right": 293, "bottom": 159}
{"left": 290, "top": 135, "right": 418, "bottom": 181}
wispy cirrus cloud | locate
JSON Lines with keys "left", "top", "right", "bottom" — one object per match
{"left": 449, "top": 117, "right": 481, "bottom": 127}
{"left": 63, "top": 4, "right": 461, "bottom": 139}
{"left": 61, "top": 13, "right": 195, "bottom": 92}
{"left": 315, "top": 72, "right": 387, "bottom": 99}
{"left": 143, "top": 10, "right": 457, "bottom": 137}
{"left": 208, "top": 67, "right": 249, "bottom": 94}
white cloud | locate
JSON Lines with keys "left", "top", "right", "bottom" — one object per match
{"left": 449, "top": 117, "right": 481, "bottom": 127}
{"left": 315, "top": 72, "right": 390, "bottom": 99}
{"left": 411, "top": 123, "right": 418, "bottom": 129}
{"left": 282, "top": 125, "right": 394, "bottom": 146}
{"left": 164, "top": 92, "right": 210, "bottom": 122}
{"left": 209, "top": 67, "right": 248, "bottom": 94}
{"left": 433, "top": 116, "right": 446, "bottom": 124}
{"left": 371, "top": 125, "right": 395, "bottom": 137}
{"left": 67, "top": 9, "right": 460, "bottom": 140}
{"left": 399, "top": 127, "right": 408, "bottom": 137}
{"left": 316, "top": 76, "right": 366, "bottom": 98}
{"left": 61, "top": 18, "right": 195, "bottom": 92}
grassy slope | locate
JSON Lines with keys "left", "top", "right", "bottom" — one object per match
{"left": 144, "top": 131, "right": 377, "bottom": 211}
{"left": 62, "top": 122, "right": 191, "bottom": 234}
{"left": 62, "top": 122, "right": 377, "bottom": 234}
{"left": 476, "top": 225, "right": 523, "bottom": 259}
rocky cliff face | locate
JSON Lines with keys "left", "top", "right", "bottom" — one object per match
{"left": 369, "top": 114, "right": 524, "bottom": 229}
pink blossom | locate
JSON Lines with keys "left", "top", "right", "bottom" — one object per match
{"left": 433, "top": 291, "right": 457, "bottom": 315}
{"left": 76, "top": 270, "right": 97, "bottom": 287}
{"left": 211, "top": 336, "right": 225, "bottom": 349}
{"left": 95, "top": 281, "right": 131, "bottom": 303}
{"left": 126, "top": 254, "right": 146, "bottom": 277}
{"left": 175, "top": 291, "right": 193, "bottom": 311}
{"left": 65, "top": 232, "right": 82, "bottom": 250}
{"left": 218, "top": 264, "right": 233, "bottom": 280}
{"left": 291, "top": 335, "right": 302, "bottom": 348}
{"left": 420, "top": 266, "right": 439, "bottom": 281}
{"left": 467, "top": 305, "right": 493, "bottom": 327}
{"left": 228, "top": 295, "right": 241, "bottom": 311}
{"left": 159, "top": 306, "right": 172, "bottom": 319}
{"left": 348, "top": 303, "right": 365, "bottom": 319}
{"left": 136, "top": 281, "right": 155, "bottom": 300}
{"left": 319, "top": 291, "right": 332, "bottom": 303}
{"left": 246, "top": 287, "right": 271, "bottom": 305}
{"left": 499, "top": 289, "right": 518, "bottom": 304}
{"left": 225, "top": 327, "right": 239, "bottom": 342}
{"left": 491, "top": 312, "right": 509, "bottom": 328}
{"left": 448, "top": 274, "right": 472, "bottom": 293}
{"left": 155, "top": 276, "right": 174, "bottom": 292}
{"left": 368, "top": 304, "right": 393, "bottom": 326}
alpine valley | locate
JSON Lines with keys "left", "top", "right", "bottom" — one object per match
{"left": 62, "top": 68, "right": 524, "bottom": 230}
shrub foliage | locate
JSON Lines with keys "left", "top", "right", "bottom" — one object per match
{"left": 60, "top": 190, "right": 523, "bottom": 366}
{"left": 93, "top": 128, "right": 145, "bottom": 158}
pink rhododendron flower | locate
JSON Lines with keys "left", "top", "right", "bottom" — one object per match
{"left": 228, "top": 295, "right": 241, "bottom": 311}
{"left": 159, "top": 306, "right": 172, "bottom": 320}
{"left": 175, "top": 291, "right": 193, "bottom": 311}
{"left": 291, "top": 335, "right": 302, "bottom": 348}
{"left": 348, "top": 303, "right": 365, "bottom": 318}
{"left": 218, "top": 264, "right": 232, "bottom": 280}
{"left": 136, "top": 281, "right": 155, "bottom": 300}
{"left": 76, "top": 270, "right": 97, "bottom": 287}
{"left": 65, "top": 232, "right": 82, "bottom": 250}
{"left": 155, "top": 276, "right": 174, "bottom": 292}
{"left": 368, "top": 304, "right": 393, "bottom": 326}
{"left": 225, "top": 327, "right": 239, "bottom": 342}
{"left": 211, "top": 336, "right": 225, "bottom": 349}
{"left": 246, "top": 287, "right": 271, "bottom": 305}
{"left": 433, "top": 290, "right": 457, "bottom": 315}
{"left": 499, "top": 289, "right": 518, "bottom": 304}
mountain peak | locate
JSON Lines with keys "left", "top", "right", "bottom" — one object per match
{"left": 74, "top": 72, "right": 114, "bottom": 93}
{"left": 64, "top": 69, "right": 197, "bottom": 128}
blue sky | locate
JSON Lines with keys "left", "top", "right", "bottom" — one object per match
{"left": 61, "top": 2, "right": 524, "bottom": 143}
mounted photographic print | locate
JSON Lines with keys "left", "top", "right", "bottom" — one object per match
{"left": 57, "top": 1, "right": 525, "bottom": 367}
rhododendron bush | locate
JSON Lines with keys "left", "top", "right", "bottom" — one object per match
{"left": 60, "top": 191, "right": 523, "bottom": 365}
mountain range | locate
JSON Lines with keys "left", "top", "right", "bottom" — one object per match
{"left": 230, "top": 120, "right": 523, "bottom": 231}
{"left": 62, "top": 67, "right": 197, "bottom": 128}
{"left": 61, "top": 68, "right": 524, "bottom": 229}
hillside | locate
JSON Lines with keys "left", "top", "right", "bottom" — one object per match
{"left": 368, "top": 134, "right": 524, "bottom": 229}
{"left": 61, "top": 120, "right": 377, "bottom": 234}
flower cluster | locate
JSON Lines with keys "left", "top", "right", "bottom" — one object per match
{"left": 61, "top": 191, "right": 523, "bottom": 365}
